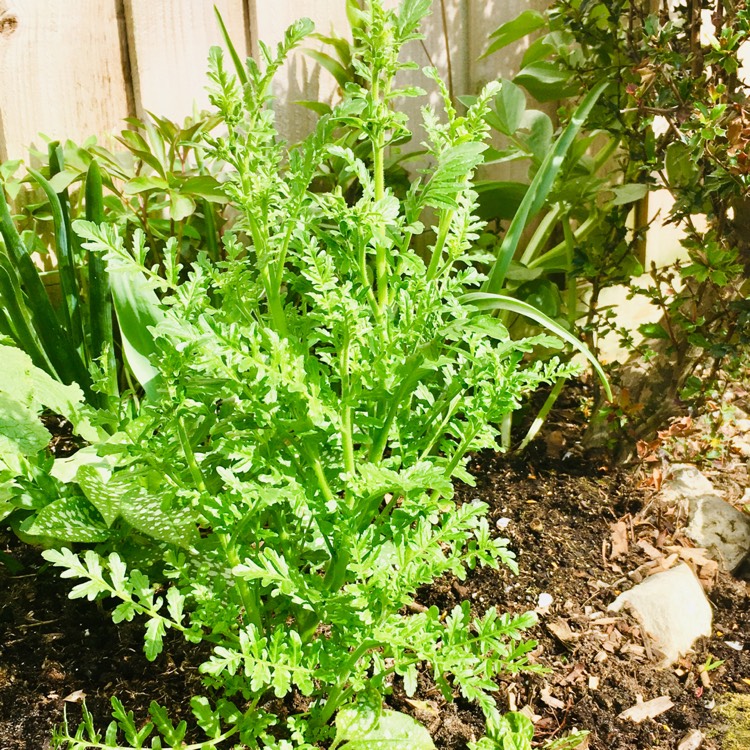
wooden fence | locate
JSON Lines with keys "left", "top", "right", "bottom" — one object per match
{"left": 0, "top": 0, "right": 547, "bottom": 162}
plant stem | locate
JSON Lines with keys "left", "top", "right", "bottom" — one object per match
{"left": 516, "top": 378, "right": 566, "bottom": 453}
{"left": 562, "top": 215, "right": 578, "bottom": 328}
{"left": 177, "top": 418, "right": 262, "bottom": 631}
{"left": 426, "top": 209, "right": 454, "bottom": 280}
{"left": 340, "top": 331, "right": 356, "bottom": 480}
{"left": 318, "top": 639, "right": 381, "bottom": 725}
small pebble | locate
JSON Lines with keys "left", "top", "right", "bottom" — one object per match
{"left": 537, "top": 592, "right": 553, "bottom": 609}
{"left": 496, "top": 517, "right": 511, "bottom": 529}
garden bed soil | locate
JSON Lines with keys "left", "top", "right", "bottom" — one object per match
{"left": 1, "top": 443, "right": 748, "bottom": 749}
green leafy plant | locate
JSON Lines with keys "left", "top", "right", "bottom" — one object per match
{"left": 0, "top": 2, "right": 600, "bottom": 748}
{"left": 0, "top": 111, "right": 229, "bottom": 409}
{"left": 492, "top": 0, "right": 750, "bottom": 450}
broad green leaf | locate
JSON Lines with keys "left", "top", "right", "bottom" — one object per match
{"left": 0, "top": 345, "right": 84, "bottom": 417}
{"left": 335, "top": 708, "right": 435, "bottom": 749}
{"left": 123, "top": 176, "right": 169, "bottom": 194}
{"left": 26, "top": 495, "right": 110, "bottom": 542}
{"left": 515, "top": 279, "right": 561, "bottom": 318}
{"left": 75, "top": 464, "right": 121, "bottom": 526}
{"left": 74, "top": 221, "right": 166, "bottom": 401}
{"left": 482, "top": 10, "right": 546, "bottom": 58}
{"left": 491, "top": 81, "right": 527, "bottom": 136}
{"left": 168, "top": 191, "right": 196, "bottom": 221}
{"left": 638, "top": 322, "right": 670, "bottom": 340}
{"left": 120, "top": 487, "right": 197, "bottom": 548}
{"left": 0, "top": 391, "right": 50, "bottom": 473}
{"left": 179, "top": 176, "right": 228, "bottom": 202}
{"left": 304, "top": 49, "right": 350, "bottom": 88}
{"left": 520, "top": 110, "right": 553, "bottom": 164}
{"left": 515, "top": 62, "right": 578, "bottom": 102}
{"left": 484, "top": 80, "right": 609, "bottom": 293}
{"left": 611, "top": 183, "right": 649, "bottom": 206}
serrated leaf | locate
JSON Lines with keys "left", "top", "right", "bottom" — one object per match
{"left": 144, "top": 617, "right": 166, "bottom": 661}
{"left": 165, "top": 586, "right": 185, "bottom": 624}
{"left": 190, "top": 697, "right": 222, "bottom": 739}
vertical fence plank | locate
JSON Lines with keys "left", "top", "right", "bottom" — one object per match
{"left": 247, "top": 0, "right": 350, "bottom": 143}
{"left": 123, "top": 0, "right": 248, "bottom": 123}
{"left": 0, "top": 0, "right": 131, "bottom": 162}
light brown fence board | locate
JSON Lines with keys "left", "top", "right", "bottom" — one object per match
{"left": 123, "top": 0, "right": 249, "bottom": 123}
{"left": 0, "top": 0, "right": 131, "bottom": 161}
{"left": 247, "top": 0, "right": 351, "bottom": 142}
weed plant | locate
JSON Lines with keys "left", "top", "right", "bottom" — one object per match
{"left": 1, "top": 1, "right": 591, "bottom": 747}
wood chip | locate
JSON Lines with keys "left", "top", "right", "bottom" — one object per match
{"left": 677, "top": 729, "right": 704, "bottom": 750}
{"left": 636, "top": 539, "right": 662, "bottom": 559}
{"left": 540, "top": 686, "right": 566, "bottom": 710}
{"left": 547, "top": 618, "right": 578, "bottom": 644}
{"left": 618, "top": 695, "right": 675, "bottom": 723}
{"left": 610, "top": 521, "right": 629, "bottom": 559}
{"left": 588, "top": 675, "right": 600, "bottom": 690}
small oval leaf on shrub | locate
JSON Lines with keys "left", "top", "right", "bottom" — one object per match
{"left": 638, "top": 322, "right": 670, "bottom": 339}
{"left": 611, "top": 183, "right": 649, "bottom": 206}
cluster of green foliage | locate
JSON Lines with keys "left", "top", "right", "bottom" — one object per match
{"left": 0, "top": 112, "right": 229, "bottom": 412}
{"left": 0, "top": 1, "right": 601, "bottom": 748}
{"left": 486, "top": 0, "right": 750, "bottom": 439}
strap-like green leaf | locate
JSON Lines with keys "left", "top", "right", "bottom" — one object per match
{"left": 463, "top": 292, "right": 612, "bottom": 400}
{"left": 483, "top": 80, "right": 608, "bottom": 294}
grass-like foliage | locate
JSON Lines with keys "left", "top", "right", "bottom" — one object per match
{"left": 22, "top": 1, "right": 585, "bottom": 747}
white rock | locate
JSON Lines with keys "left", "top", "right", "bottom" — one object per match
{"left": 537, "top": 592, "right": 553, "bottom": 610}
{"left": 608, "top": 563, "right": 712, "bottom": 666}
{"left": 660, "top": 464, "right": 750, "bottom": 571}
{"left": 677, "top": 728, "right": 704, "bottom": 750}
{"left": 685, "top": 494, "right": 750, "bottom": 571}
{"left": 661, "top": 465, "right": 717, "bottom": 506}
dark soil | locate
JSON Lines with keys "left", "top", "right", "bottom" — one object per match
{"left": 1, "top": 444, "right": 748, "bottom": 749}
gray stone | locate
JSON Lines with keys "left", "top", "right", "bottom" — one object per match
{"left": 685, "top": 494, "right": 750, "bottom": 572}
{"left": 608, "top": 563, "right": 712, "bottom": 666}
{"left": 662, "top": 464, "right": 717, "bottom": 504}
{"left": 660, "top": 464, "right": 750, "bottom": 572}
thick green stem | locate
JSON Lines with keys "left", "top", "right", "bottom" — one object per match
{"left": 300, "top": 440, "right": 336, "bottom": 504}
{"left": 516, "top": 378, "right": 566, "bottom": 454}
{"left": 177, "top": 418, "right": 262, "bottom": 631}
{"left": 318, "top": 639, "right": 381, "bottom": 726}
{"left": 562, "top": 216, "right": 578, "bottom": 328}
{"left": 518, "top": 205, "right": 562, "bottom": 267}
{"left": 426, "top": 209, "right": 454, "bottom": 280}
{"left": 340, "top": 332, "right": 356, "bottom": 480}
{"left": 418, "top": 393, "right": 462, "bottom": 460}
{"left": 444, "top": 422, "right": 482, "bottom": 477}
{"left": 368, "top": 357, "right": 425, "bottom": 463}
